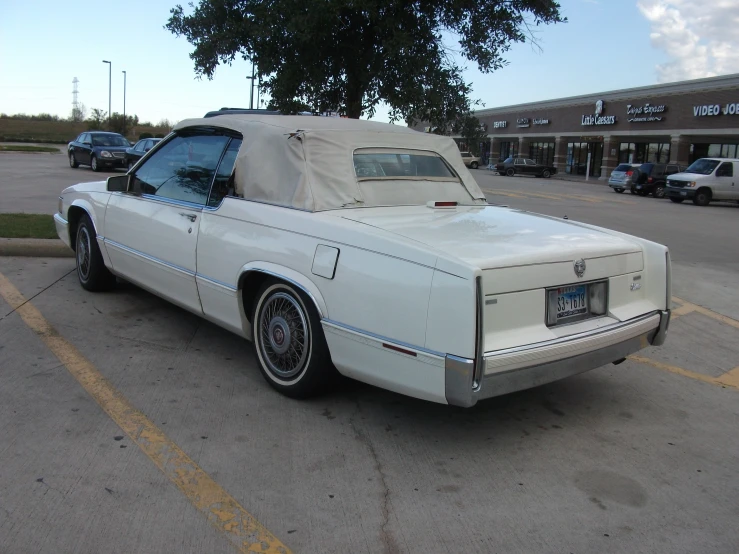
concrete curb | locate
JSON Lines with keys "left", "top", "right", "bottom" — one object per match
{"left": 0, "top": 238, "right": 74, "bottom": 258}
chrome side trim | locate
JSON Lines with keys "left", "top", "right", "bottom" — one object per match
{"left": 196, "top": 274, "right": 238, "bottom": 292}
{"left": 104, "top": 238, "right": 195, "bottom": 277}
{"left": 54, "top": 213, "right": 68, "bottom": 225}
{"left": 139, "top": 193, "right": 204, "bottom": 211}
{"left": 473, "top": 275, "right": 484, "bottom": 390}
{"left": 322, "top": 318, "right": 445, "bottom": 359}
{"left": 483, "top": 311, "right": 659, "bottom": 358}
{"left": 239, "top": 268, "right": 324, "bottom": 318}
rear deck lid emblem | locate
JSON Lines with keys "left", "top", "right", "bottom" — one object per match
{"left": 574, "top": 259, "right": 586, "bottom": 278}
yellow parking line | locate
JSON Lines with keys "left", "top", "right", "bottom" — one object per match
{"left": 481, "top": 188, "right": 528, "bottom": 198}
{"left": 629, "top": 355, "right": 739, "bottom": 391}
{"left": 672, "top": 297, "right": 739, "bottom": 331}
{"left": 0, "top": 272, "right": 290, "bottom": 554}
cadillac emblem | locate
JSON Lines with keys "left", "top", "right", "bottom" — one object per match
{"left": 574, "top": 259, "right": 586, "bottom": 278}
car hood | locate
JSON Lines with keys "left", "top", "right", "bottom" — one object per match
{"left": 339, "top": 205, "right": 642, "bottom": 270}
{"left": 63, "top": 180, "right": 109, "bottom": 194}
{"left": 667, "top": 172, "right": 710, "bottom": 181}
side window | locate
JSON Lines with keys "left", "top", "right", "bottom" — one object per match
{"left": 75, "top": 134, "right": 85, "bottom": 143}
{"left": 80, "top": 133, "right": 89, "bottom": 144}
{"left": 666, "top": 165, "right": 678, "bottom": 174}
{"left": 133, "top": 140, "right": 145, "bottom": 152}
{"left": 207, "top": 138, "right": 242, "bottom": 208}
{"left": 132, "top": 134, "right": 230, "bottom": 206}
{"left": 514, "top": 158, "right": 524, "bottom": 165}
{"left": 144, "top": 140, "right": 154, "bottom": 151}
{"left": 716, "top": 162, "right": 733, "bottom": 177}
{"left": 525, "top": 159, "right": 536, "bottom": 166}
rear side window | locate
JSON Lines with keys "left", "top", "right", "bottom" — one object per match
{"left": 716, "top": 162, "right": 734, "bottom": 177}
{"left": 353, "top": 149, "right": 457, "bottom": 180}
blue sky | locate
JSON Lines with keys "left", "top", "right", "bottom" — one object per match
{"left": 1, "top": 0, "right": 736, "bottom": 124}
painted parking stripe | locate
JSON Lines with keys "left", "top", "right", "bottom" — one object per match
{"left": 629, "top": 355, "right": 739, "bottom": 391}
{"left": 0, "top": 271, "right": 290, "bottom": 554}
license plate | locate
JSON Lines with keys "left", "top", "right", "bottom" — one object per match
{"left": 556, "top": 285, "right": 588, "bottom": 320}
{"left": 681, "top": 191, "right": 687, "bottom": 196}
{"left": 636, "top": 185, "right": 642, "bottom": 189}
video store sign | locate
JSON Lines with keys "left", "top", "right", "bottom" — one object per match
{"left": 694, "top": 102, "right": 739, "bottom": 117}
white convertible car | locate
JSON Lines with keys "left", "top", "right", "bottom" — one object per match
{"left": 55, "top": 114, "right": 671, "bottom": 407}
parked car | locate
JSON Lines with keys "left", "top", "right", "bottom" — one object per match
{"left": 608, "top": 163, "right": 642, "bottom": 193}
{"left": 495, "top": 157, "right": 557, "bottom": 178}
{"left": 665, "top": 158, "right": 739, "bottom": 206}
{"left": 68, "top": 132, "right": 131, "bottom": 172}
{"left": 54, "top": 115, "right": 670, "bottom": 407}
{"left": 124, "top": 138, "right": 162, "bottom": 170}
{"left": 631, "top": 163, "right": 687, "bottom": 197}
{"left": 460, "top": 151, "right": 480, "bottom": 169}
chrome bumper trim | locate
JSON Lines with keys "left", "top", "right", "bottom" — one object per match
{"left": 445, "top": 310, "right": 670, "bottom": 408}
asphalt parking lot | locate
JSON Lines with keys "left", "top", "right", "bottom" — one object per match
{"left": 1, "top": 156, "right": 738, "bottom": 553}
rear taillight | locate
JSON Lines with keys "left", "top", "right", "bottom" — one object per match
{"left": 626, "top": 170, "right": 633, "bottom": 176}
{"left": 648, "top": 177, "right": 653, "bottom": 183}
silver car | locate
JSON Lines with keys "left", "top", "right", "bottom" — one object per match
{"left": 608, "top": 163, "right": 642, "bottom": 193}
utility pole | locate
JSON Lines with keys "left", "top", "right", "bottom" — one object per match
{"left": 246, "top": 62, "right": 256, "bottom": 109}
{"left": 72, "top": 77, "right": 80, "bottom": 120}
{"left": 122, "top": 70, "right": 127, "bottom": 136}
{"left": 102, "top": 60, "right": 112, "bottom": 126}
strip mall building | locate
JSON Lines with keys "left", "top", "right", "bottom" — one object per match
{"left": 439, "top": 73, "right": 739, "bottom": 180}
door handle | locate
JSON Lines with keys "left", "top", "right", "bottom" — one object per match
{"left": 179, "top": 212, "right": 197, "bottom": 222}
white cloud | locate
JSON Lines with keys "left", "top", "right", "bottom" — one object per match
{"left": 637, "top": 0, "right": 739, "bottom": 82}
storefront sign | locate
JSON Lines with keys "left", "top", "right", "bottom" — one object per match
{"left": 533, "top": 118, "right": 550, "bottom": 125}
{"left": 492, "top": 121, "right": 507, "bottom": 128}
{"left": 581, "top": 100, "right": 616, "bottom": 126}
{"left": 626, "top": 103, "right": 666, "bottom": 122}
{"left": 517, "top": 118, "right": 530, "bottom": 128}
{"left": 693, "top": 103, "right": 739, "bottom": 116}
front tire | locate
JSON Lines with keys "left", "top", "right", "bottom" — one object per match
{"left": 90, "top": 155, "right": 100, "bottom": 172}
{"left": 75, "top": 215, "right": 116, "bottom": 291}
{"left": 506, "top": 168, "right": 515, "bottom": 177}
{"left": 252, "top": 280, "right": 335, "bottom": 398}
{"left": 693, "top": 188, "right": 711, "bottom": 206}
{"left": 69, "top": 152, "right": 79, "bottom": 168}
{"left": 669, "top": 197, "right": 684, "bottom": 203}
{"left": 470, "top": 161, "right": 478, "bottom": 169}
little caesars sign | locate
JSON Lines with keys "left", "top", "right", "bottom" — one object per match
{"left": 581, "top": 100, "right": 616, "bottom": 126}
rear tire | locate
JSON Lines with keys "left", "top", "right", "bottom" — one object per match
{"left": 614, "top": 188, "right": 624, "bottom": 193}
{"left": 693, "top": 188, "right": 711, "bottom": 206}
{"left": 69, "top": 152, "right": 79, "bottom": 168}
{"left": 506, "top": 168, "right": 515, "bottom": 177}
{"left": 75, "top": 215, "right": 116, "bottom": 291}
{"left": 653, "top": 185, "right": 665, "bottom": 198}
{"left": 542, "top": 169, "right": 551, "bottom": 178}
{"left": 252, "top": 280, "right": 336, "bottom": 398}
{"left": 669, "top": 197, "right": 684, "bottom": 203}
{"left": 470, "top": 161, "right": 478, "bottom": 169}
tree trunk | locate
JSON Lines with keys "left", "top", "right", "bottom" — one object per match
{"left": 345, "top": 76, "right": 363, "bottom": 119}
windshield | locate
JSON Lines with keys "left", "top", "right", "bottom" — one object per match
{"left": 91, "top": 134, "right": 129, "bottom": 147}
{"left": 684, "top": 159, "right": 720, "bottom": 175}
{"left": 353, "top": 149, "right": 457, "bottom": 180}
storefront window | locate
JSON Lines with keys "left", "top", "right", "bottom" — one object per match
{"left": 566, "top": 142, "right": 603, "bottom": 177}
{"left": 499, "top": 141, "right": 518, "bottom": 161}
{"left": 618, "top": 142, "right": 670, "bottom": 163}
{"left": 529, "top": 142, "right": 555, "bottom": 166}
{"left": 690, "top": 143, "right": 739, "bottom": 162}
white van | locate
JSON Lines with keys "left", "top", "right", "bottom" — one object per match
{"left": 665, "top": 158, "right": 739, "bottom": 206}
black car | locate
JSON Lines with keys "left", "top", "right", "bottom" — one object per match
{"left": 68, "top": 132, "right": 131, "bottom": 172}
{"left": 495, "top": 157, "right": 557, "bottom": 178}
{"left": 124, "top": 138, "right": 162, "bottom": 170}
{"left": 631, "top": 162, "right": 686, "bottom": 197}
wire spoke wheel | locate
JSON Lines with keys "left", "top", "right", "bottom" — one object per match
{"left": 257, "top": 292, "right": 310, "bottom": 380}
{"left": 76, "top": 226, "right": 92, "bottom": 282}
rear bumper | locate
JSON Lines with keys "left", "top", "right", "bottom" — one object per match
{"left": 445, "top": 310, "right": 670, "bottom": 407}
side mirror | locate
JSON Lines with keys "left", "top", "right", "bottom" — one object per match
{"left": 107, "top": 174, "right": 130, "bottom": 192}
{"left": 83, "top": 142, "right": 92, "bottom": 147}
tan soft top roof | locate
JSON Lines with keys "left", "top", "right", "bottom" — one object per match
{"left": 174, "top": 115, "right": 486, "bottom": 211}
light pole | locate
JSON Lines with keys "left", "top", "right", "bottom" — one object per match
{"left": 122, "top": 70, "right": 127, "bottom": 136}
{"left": 102, "top": 60, "right": 111, "bottom": 127}
{"left": 246, "top": 61, "right": 256, "bottom": 109}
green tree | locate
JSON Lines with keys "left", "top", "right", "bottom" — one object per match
{"left": 166, "top": 1, "right": 565, "bottom": 126}
{"left": 108, "top": 112, "right": 140, "bottom": 135}
{"left": 87, "top": 108, "right": 107, "bottom": 130}
{"left": 452, "top": 114, "right": 489, "bottom": 156}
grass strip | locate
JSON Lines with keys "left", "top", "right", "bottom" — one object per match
{"left": 0, "top": 213, "right": 58, "bottom": 239}
{"left": 0, "top": 145, "right": 60, "bottom": 153}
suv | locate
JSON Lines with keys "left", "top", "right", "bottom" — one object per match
{"left": 460, "top": 151, "right": 480, "bottom": 169}
{"left": 665, "top": 158, "right": 739, "bottom": 206}
{"left": 631, "top": 163, "right": 687, "bottom": 198}
{"left": 608, "top": 163, "right": 641, "bottom": 193}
